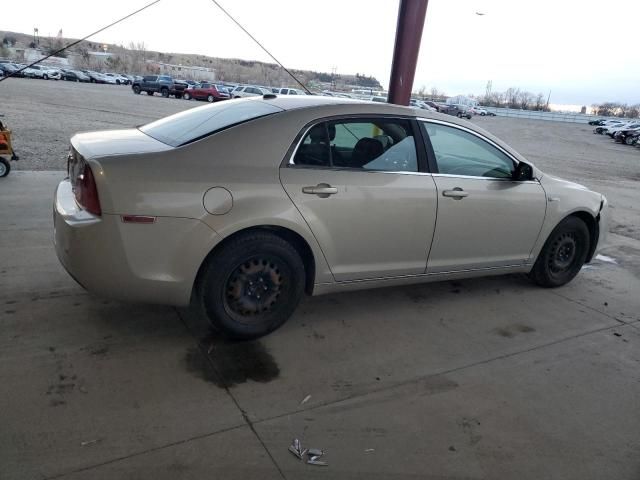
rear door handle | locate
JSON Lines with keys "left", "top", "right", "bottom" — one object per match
{"left": 302, "top": 183, "right": 338, "bottom": 198}
{"left": 442, "top": 188, "right": 468, "bottom": 199}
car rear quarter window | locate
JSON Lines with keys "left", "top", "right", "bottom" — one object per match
{"left": 140, "top": 100, "right": 284, "bottom": 147}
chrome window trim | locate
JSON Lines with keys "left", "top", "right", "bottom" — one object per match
{"left": 431, "top": 172, "right": 540, "bottom": 184}
{"left": 284, "top": 115, "right": 422, "bottom": 174}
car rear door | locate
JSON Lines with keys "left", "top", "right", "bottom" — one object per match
{"left": 280, "top": 116, "right": 438, "bottom": 281}
{"left": 420, "top": 120, "right": 546, "bottom": 273}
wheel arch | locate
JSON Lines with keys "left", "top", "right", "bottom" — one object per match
{"left": 567, "top": 210, "right": 599, "bottom": 263}
{"left": 193, "top": 225, "right": 317, "bottom": 298}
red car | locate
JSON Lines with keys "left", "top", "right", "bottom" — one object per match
{"left": 182, "top": 83, "right": 230, "bottom": 102}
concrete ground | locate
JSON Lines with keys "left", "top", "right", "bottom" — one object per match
{"left": 1, "top": 79, "right": 640, "bottom": 479}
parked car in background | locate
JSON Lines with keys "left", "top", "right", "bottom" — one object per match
{"left": 131, "top": 75, "right": 186, "bottom": 98}
{"left": 83, "top": 71, "right": 107, "bottom": 84}
{"left": 588, "top": 119, "right": 605, "bottom": 125}
{"left": 22, "top": 65, "right": 60, "bottom": 80}
{"left": 0, "top": 62, "right": 21, "bottom": 77}
{"left": 614, "top": 126, "right": 640, "bottom": 144}
{"left": 593, "top": 119, "right": 626, "bottom": 134}
{"left": 104, "top": 73, "right": 130, "bottom": 85}
{"left": 277, "top": 87, "right": 307, "bottom": 95}
{"left": 61, "top": 69, "right": 90, "bottom": 82}
{"left": 472, "top": 106, "right": 488, "bottom": 116}
{"left": 231, "top": 85, "right": 272, "bottom": 98}
{"left": 440, "top": 104, "right": 472, "bottom": 119}
{"left": 183, "top": 82, "right": 230, "bottom": 102}
{"left": 54, "top": 96, "right": 608, "bottom": 339}
{"left": 605, "top": 122, "right": 640, "bottom": 138}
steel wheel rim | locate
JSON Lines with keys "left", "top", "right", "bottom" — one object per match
{"left": 548, "top": 233, "right": 578, "bottom": 276}
{"left": 0, "top": 162, "right": 6, "bottom": 176}
{"left": 223, "top": 256, "right": 285, "bottom": 324}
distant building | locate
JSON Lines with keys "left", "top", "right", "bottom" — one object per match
{"left": 147, "top": 61, "right": 215, "bottom": 82}
{"left": 446, "top": 95, "right": 478, "bottom": 107}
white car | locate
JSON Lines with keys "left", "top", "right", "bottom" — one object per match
{"left": 472, "top": 107, "right": 488, "bottom": 116}
{"left": 104, "top": 73, "right": 130, "bottom": 85}
{"left": 231, "top": 85, "right": 272, "bottom": 98}
{"left": 277, "top": 87, "right": 307, "bottom": 95}
{"left": 54, "top": 96, "right": 609, "bottom": 338}
{"left": 23, "top": 65, "right": 61, "bottom": 80}
{"left": 604, "top": 122, "right": 640, "bottom": 136}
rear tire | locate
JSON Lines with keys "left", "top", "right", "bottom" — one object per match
{"left": 197, "top": 232, "right": 305, "bottom": 339}
{"left": 161, "top": 88, "right": 169, "bottom": 98}
{"left": 529, "top": 216, "right": 590, "bottom": 288}
{"left": 207, "top": 94, "right": 214, "bottom": 102}
{"left": 183, "top": 92, "right": 191, "bottom": 100}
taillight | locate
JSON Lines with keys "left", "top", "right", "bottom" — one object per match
{"left": 74, "top": 163, "right": 101, "bottom": 216}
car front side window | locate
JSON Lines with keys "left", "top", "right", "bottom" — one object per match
{"left": 422, "top": 122, "right": 515, "bottom": 178}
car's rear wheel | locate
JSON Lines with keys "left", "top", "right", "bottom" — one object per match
{"left": 625, "top": 136, "right": 636, "bottom": 145}
{"left": 207, "top": 94, "right": 214, "bottom": 102}
{"left": 0, "top": 158, "right": 10, "bottom": 177}
{"left": 183, "top": 92, "right": 191, "bottom": 100}
{"left": 197, "top": 232, "right": 305, "bottom": 339}
{"left": 161, "top": 88, "right": 169, "bottom": 98}
{"left": 529, "top": 216, "right": 590, "bottom": 288}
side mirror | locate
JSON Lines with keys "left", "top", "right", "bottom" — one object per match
{"left": 512, "top": 162, "right": 533, "bottom": 181}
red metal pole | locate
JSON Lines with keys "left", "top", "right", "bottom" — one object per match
{"left": 387, "top": 0, "right": 429, "bottom": 106}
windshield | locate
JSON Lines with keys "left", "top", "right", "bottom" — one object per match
{"left": 140, "top": 99, "right": 283, "bottom": 147}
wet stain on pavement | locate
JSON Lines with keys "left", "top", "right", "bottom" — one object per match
{"left": 185, "top": 336, "right": 279, "bottom": 388}
{"left": 495, "top": 324, "right": 536, "bottom": 337}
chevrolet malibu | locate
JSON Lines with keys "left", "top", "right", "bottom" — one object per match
{"left": 54, "top": 96, "right": 608, "bottom": 338}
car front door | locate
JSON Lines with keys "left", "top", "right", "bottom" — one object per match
{"left": 280, "top": 117, "right": 438, "bottom": 282}
{"left": 420, "top": 120, "right": 547, "bottom": 273}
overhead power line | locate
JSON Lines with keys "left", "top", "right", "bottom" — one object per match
{"left": 0, "top": 0, "right": 162, "bottom": 83}
{"left": 208, "top": 0, "right": 311, "bottom": 94}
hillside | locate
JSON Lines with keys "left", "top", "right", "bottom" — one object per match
{"left": 1, "top": 30, "right": 382, "bottom": 89}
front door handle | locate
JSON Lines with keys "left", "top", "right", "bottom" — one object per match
{"left": 442, "top": 188, "right": 468, "bottom": 199}
{"left": 302, "top": 183, "right": 338, "bottom": 198}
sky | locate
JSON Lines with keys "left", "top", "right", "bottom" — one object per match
{"left": 5, "top": 0, "right": 640, "bottom": 106}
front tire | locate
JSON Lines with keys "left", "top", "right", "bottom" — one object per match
{"left": 183, "top": 92, "right": 191, "bottom": 100}
{"left": 161, "top": 88, "right": 169, "bottom": 98}
{"left": 197, "top": 232, "right": 305, "bottom": 339}
{"left": 0, "top": 158, "right": 10, "bottom": 177}
{"left": 207, "top": 94, "right": 214, "bottom": 103}
{"left": 133, "top": 85, "right": 141, "bottom": 94}
{"left": 529, "top": 216, "right": 590, "bottom": 288}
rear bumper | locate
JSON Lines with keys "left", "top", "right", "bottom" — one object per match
{"left": 53, "top": 179, "right": 219, "bottom": 306}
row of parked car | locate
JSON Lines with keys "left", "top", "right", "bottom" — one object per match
{"left": 589, "top": 118, "right": 640, "bottom": 146}
{"left": 0, "top": 60, "right": 135, "bottom": 85}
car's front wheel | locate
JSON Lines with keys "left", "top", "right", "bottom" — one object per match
{"left": 183, "top": 92, "right": 191, "bottom": 100}
{"left": 207, "top": 94, "right": 214, "bottom": 102}
{"left": 133, "top": 85, "right": 141, "bottom": 94}
{"left": 529, "top": 216, "right": 590, "bottom": 288}
{"left": 197, "top": 232, "right": 305, "bottom": 339}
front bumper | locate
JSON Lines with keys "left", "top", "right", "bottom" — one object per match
{"left": 594, "top": 195, "right": 610, "bottom": 256}
{"left": 53, "top": 179, "right": 218, "bottom": 306}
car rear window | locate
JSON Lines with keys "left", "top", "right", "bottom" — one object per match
{"left": 139, "top": 100, "right": 284, "bottom": 147}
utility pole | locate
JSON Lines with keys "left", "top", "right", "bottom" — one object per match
{"left": 387, "top": 0, "right": 429, "bottom": 105}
